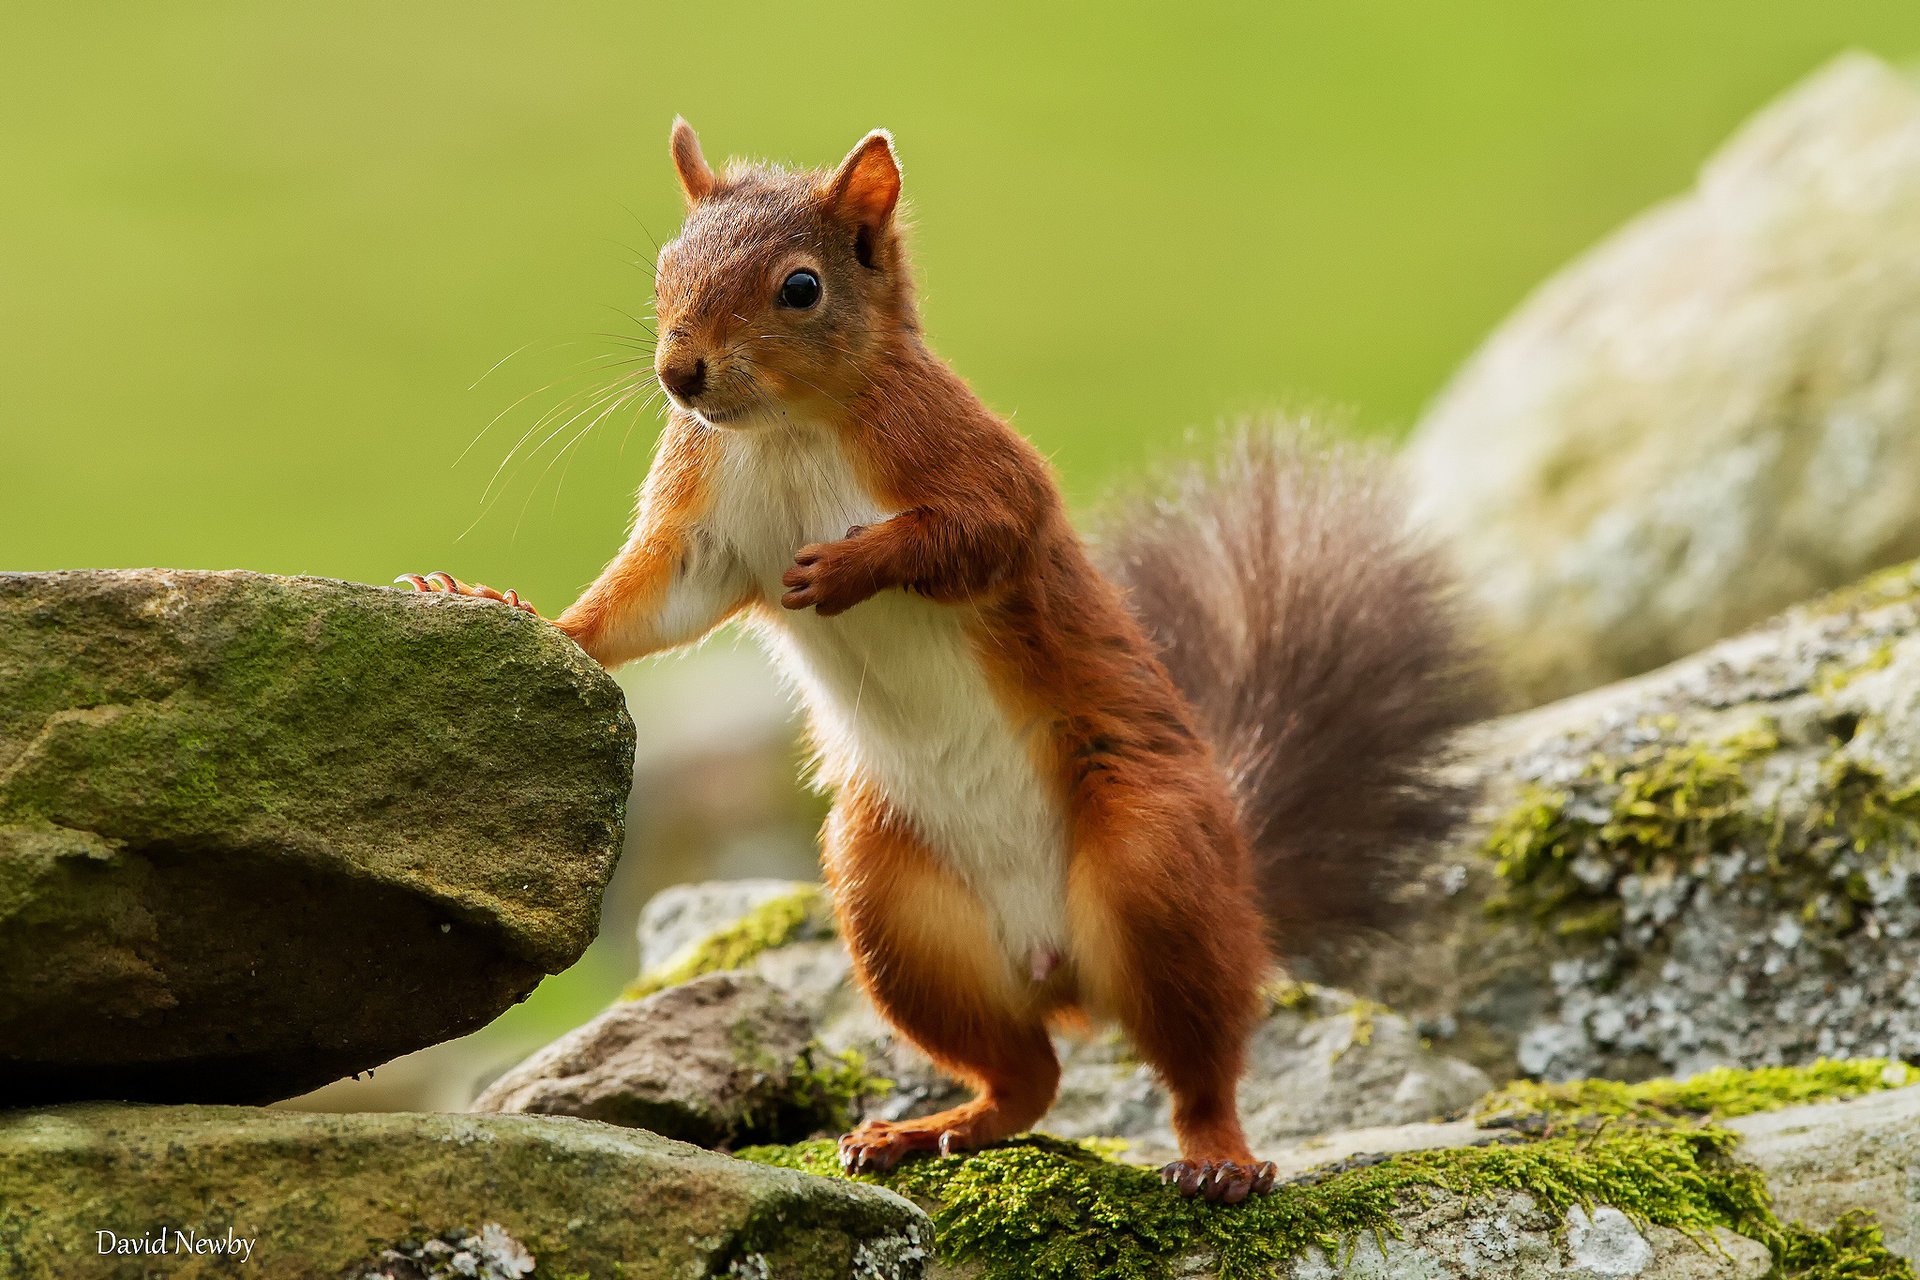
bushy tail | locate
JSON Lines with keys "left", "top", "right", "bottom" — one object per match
{"left": 1097, "top": 420, "right": 1489, "bottom": 962}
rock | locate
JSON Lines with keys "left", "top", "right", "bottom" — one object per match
{"left": 1404, "top": 54, "right": 1920, "bottom": 706}
{"left": 1342, "top": 559, "right": 1920, "bottom": 1081}
{"left": 637, "top": 878, "right": 825, "bottom": 974}
{"left": 1286, "top": 1197, "right": 1769, "bottom": 1280}
{"left": 1040, "top": 984, "right": 1492, "bottom": 1163}
{"left": 622, "top": 884, "right": 1492, "bottom": 1161}
{"left": 0, "top": 1102, "right": 929, "bottom": 1279}
{"left": 1729, "top": 1083, "right": 1920, "bottom": 1261}
{"left": 0, "top": 570, "right": 634, "bottom": 1105}
{"left": 473, "top": 971, "right": 878, "bottom": 1148}
{"left": 730, "top": 1059, "right": 1920, "bottom": 1279}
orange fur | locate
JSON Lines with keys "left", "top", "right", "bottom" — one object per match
{"left": 825, "top": 785, "right": 1062, "bottom": 1161}
{"left": 553, "top": 418, "right": 751, "bottom": 666}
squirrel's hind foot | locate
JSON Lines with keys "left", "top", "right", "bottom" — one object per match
{"left": 1159, "top": 1158, "right": 1278, "bottom": 1204}
{"left": 837, "top": 1115, "right": 988, "bottom": 1174}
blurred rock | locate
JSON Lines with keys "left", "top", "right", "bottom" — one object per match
{"left": 0, "top": 1102, "right": 928, "bottom": 1279}
{"left": 472, "top": 971, "right": 875, "bottom": 1148}
{"left": 631, "top": 883, "right": 1491, "bottom": 1160}
{"left": 1347, "top": 560, "right": 1920, "bottom": 1082}
{"left": 1405, "top": 53, "right": 1920, "bottom": 706}
{"left": 0, "top": 569, "right": 633, "bottom": 1104}
{"left": 638, "top": 878, "right": 824, "bottom": 974}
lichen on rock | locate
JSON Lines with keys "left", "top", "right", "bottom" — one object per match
{"left": 1344, "top": 554, "right": 1920, "bottom": 1082}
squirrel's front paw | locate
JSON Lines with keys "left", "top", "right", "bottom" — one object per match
{"left": 397, "top": 571, "right": 538, "bottom": 616}
{"left": 781, "top": 535, "right": 880, "bottom": 617}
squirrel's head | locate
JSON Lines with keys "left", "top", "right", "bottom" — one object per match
{"left": 651, "top": 120, "right": 911, "bottom": 428}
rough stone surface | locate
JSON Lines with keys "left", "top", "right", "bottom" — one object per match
{"left": 0, "top": 1102, "right": 929, "bottom": 1280}
{"left": 473, "top": 971, "right": 860, "bottom": 1149}
{"left": 625, "top": 883, "right": 1491, "bottom": 1162}
{"left": 1730, "top": 1083, "right": 1920, "bottom": 1261}
{"left": 1282, "top": 1195, "right": 1768, "bottom": 1280}
{"left": 0, "top": 569, "right": 634, "bottom": 1105}
{"left": 1346, "top": 560, "right": 1920, "bottom": 1081}
{"left": 1404, "top": 54, "right": 1920, "bottom": 706}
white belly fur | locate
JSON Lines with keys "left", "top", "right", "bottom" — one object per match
{"left": 710, "top": 420, "right": 1069, "bottom": 966}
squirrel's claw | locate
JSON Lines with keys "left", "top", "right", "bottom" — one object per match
{"left": 395, "top": 571, "right": 539, "bottom": 616}
{"left": 1159, "top": 1158, "right": 1277, "bottom": 1203}
{"left": 781, "top": 539, "right": 879, "bottom": 616}
{"left": 837, "top": 1117, "right": 974, "bottom": 1175}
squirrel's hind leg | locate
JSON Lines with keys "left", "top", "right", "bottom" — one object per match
{"left": 1067, "top": 789, "right": 1277, "bottom": 1202}
{"left": 823, "top": 792, "right": 1060, "bottom": 1174}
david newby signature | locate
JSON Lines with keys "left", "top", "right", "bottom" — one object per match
{"left": 96, "top": 1227, "right": 257, "bottom": 1262}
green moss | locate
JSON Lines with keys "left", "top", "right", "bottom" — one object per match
{"left": 737, "top": 1057, "right": 1920, "bottom": 1278}
{"left": 1777, "top": 1211, "right": 1916, "bottom": 1280}
{"left": 1330, "top": 998, "right": 1384, "bottom": 1064}
{"left": 1476, "top": 1059, "right": 1920, "bottom": 1130}
{"left": 1485, "top": 717, "right": 1920, "bottom": 946}
{"left": 1803, "top": 561, "right": 1920, "bottom": 621}
{"left": 1816, "top": 641, "right": 1897, "bottom": 698}
{"left": 623, "top": 888, "right": 828, "bottom": 1000}
{"left": 738, "top": 1127, "right": 1772, "bottom": 1280}
{"left": 1810, "top": 759, "right": 1920, "bottom": 858}
{"left": 784, "top": 1047, "right": 894, "bottom": 1137}
{"left": 1485, "top": 722, "right": 1773, "bottom": 929}
{"left": 1261, "top": 977, "right": 1321, "bottom": 1014}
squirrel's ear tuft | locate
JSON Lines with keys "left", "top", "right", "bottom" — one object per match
{"left": 670, "top": 116, "right": 716, "bottom": 206}
{"left": 825, "top": 130, "right": 901, "bottom": 233}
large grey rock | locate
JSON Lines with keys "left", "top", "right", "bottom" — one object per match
{"left": 619, "top": 883, "right": 1491, "bottom": 1160}
{"left": 1405, "top": 54, "right": 1920, "bottom": 706}
{"left": 0, "top": 1102, "right": 928, "bottom": 1280}
{"left": 0, "top": 570, "right": 634, "bottom": 1104}
{"left": 1730, "top": 1083, "right": 1920, "bottom": 1261}
{"left": 473, "top": 971, "right": 873, "bottom": 1148}
{"left": 1345, "top": 560, "right": 1920, "bottom": 1081}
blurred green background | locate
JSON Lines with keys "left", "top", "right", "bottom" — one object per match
{"left": 6, "top": 1, "right": 1917, "bottom": 1105}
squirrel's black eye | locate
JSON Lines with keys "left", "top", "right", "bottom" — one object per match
{"left": 778, "top": 269, "right": 821, "bottom": 309}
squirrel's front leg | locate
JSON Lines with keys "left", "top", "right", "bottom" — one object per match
{"left": 401, "top": 528, "right": 745, "bottom": 670}
{"left": 781, "top": 507, "right": 1017, "bottom": 616}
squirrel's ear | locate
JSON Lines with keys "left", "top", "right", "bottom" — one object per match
{"left": 669, "top": 116, "right": 716, "bottom": 206}
{"left": 825, "top": 130, "right": 901, "bottom": 234}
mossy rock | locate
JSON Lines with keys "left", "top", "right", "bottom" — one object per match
{"left": 737, "top": 1063, "right": 1920, "bottom": 1279}
{"left": 623, "top": 885, "right": 1492, "bottom": 1163}
{"left": 1336, "top": 555, "right": 1920, "bottom": 1082}
{"left": 0, "top": 570, "right": 634, "bottom": 1104}
{"left": 474, "top": 971, "right": 890, "bottom": 1149}
{"left": 0, "top": 1103, "right": 928, "bottom": 1279}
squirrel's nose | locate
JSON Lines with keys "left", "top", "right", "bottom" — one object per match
{"left": 660, "top": 357, "right": 707, "bottom": 401}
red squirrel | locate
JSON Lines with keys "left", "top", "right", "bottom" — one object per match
{"left": 404, "top": 121, "right": 1481, "bottom": 1202}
